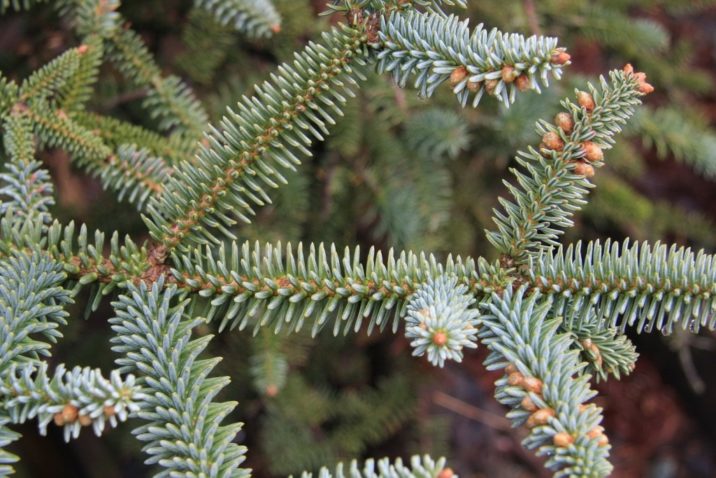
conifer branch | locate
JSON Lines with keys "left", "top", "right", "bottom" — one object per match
{"left": 17, "top": 47, "right": 83, "bottom": 104}
{"left": 25, "top": 102, "right": 170, "bottom": 209}
{"left": 1, "top": 363, "right": 141, "bottom": 442}
{"left": 146, "top": 24, "right": 371, "bottom": 252}
{"left": 106, "top": 25, "right": 209, "bottom": 138}
{"left": 195, "top": 0, "right": 281, "bottom": 38}
{"left": 632, "top": 106, "right": 716, "bottom": 180}
{"left": 479, "top": 287, "right": 612, "bottom": 478}
{"left": 70, "top": 112, "right": 196, "bottom": 165}
{"left": 57, "top": 35, "right": 103, "bottom": 113}
{"left": 0, "top": 114, "right": 54, "bottom": 224}
{"left": 170, "top": 240, "right": 506, "bottom": 335}
{"left": 560, "top": 310, "right": 638, "bottom": 382}
{"left": 486, "top": 67, "right": 651, "bottom": 265}
{"left": 376, "top": 10, "right": 570, "bottom": 108}
{"left": 529, "top": 239, "right": 716, "bottom": 334}
{"left": 110, "top": 280, "right": 249, "bottom": 478}
{"left": 405, "top": 275, "right": 479, "bottom": 367}
{"left": 0, "top": 250, "right": 72, "bottom": 371}
{"left": 0, "top": 74, "right": 19, "bottom": 117}
{"left": 0, "top": 249, "right": 72, "bottom": 475}
{"left": 298, "top": 455, "right": 452, "bottom": 478}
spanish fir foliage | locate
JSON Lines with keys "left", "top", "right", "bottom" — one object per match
{"left": 298, "top": 455, "right": 449, "bottom": 478}
{"left": 195, "top": 0, "right": 282, "bottom": 38}
{"left": 486, "top": 68, "right": 649, "bottom": 265}
{"left": 110, "top": 280, "right": 249, "bottom": 478}
{"left": 1, "top": 0, "right": 714, "bottom": 477}
{"left": 376, "top": 10, "right": 569, "bottom": 107}
{"left": 405, "top": 275, "right": 479, "bottom": 367}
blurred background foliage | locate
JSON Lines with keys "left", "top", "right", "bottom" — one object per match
{"left": 2, "top": 0, "right": 716, "bottom": 476}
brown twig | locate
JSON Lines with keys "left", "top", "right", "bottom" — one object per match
{"left": 432, "top": 390, "right": 512, "bottom": 431}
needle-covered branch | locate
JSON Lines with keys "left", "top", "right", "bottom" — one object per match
{"left": 486, "top": 67, "right": 652, "bottom": 265}
{"left": 376, "top": 10, "right": 569, "bottom": 108}
{"left": 146, "top": 24, "right": 371, "bottom": 252}
{"left": 529, "top": 239, "right": 716, "bottom": 334}
{"left": 479, "top": 287, "right": 612, "bottom": 477}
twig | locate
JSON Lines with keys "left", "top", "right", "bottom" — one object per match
{"left": 432, "top": 390, "right": 512, "bottom": 431}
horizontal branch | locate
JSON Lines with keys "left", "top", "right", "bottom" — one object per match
{"left": 530, "top": 239, "right": 716, "bottom": 334}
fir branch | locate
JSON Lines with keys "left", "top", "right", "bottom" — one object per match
{"left": 0, "top": 218, "right": 148, "bottom": 307}
{"left": 404, "top": 108, "right": 469, "bottom": 160}
{"left": 170, "top": 240, "right": 506, "bottom": 335}
{"left": 1, "top": 362, "right": 141, "bottom": 442}
{"left": 0, "top": 114, "right": 54, "bottom": 224}
{"left": 0, "top": 249, "right": 71, "bottom": 475}
{"left": 195, "top": 0, "right": 281, "bottom": 38}
{"left": 0, "top": 0, "right": 47, "bottom": 14}
{"left": 405, "top": 275, "right": 479, "bottom": 367}
{"left": 479, "top": 286, "right": 612, "bottom": 478}
{"left": 107, "top": 25, "right": 209, "bottom": 137}
{"left": 297, "top": 455, "right": 451, "bottom": 478}
{"left": 632, "top": 106, "right": 716, "bottom": 179}
{"left": 376, "top": 10, "right": 569, "bottom": 108}
{"left": 110, "top": 280, "right": 249, "bottom": 478}
{"left": 100, "top": 144, "right": 170, "bottom": 209}
{"left": 0, "top": 419, "right": 20, "bottom": 476}
{"left": 146, "top": 24, "right": 371, "bottom": 252}
{"left": 57, "top": 0, "right": 121, "bottom": 37}
{"left": 249, "top": 331, "right": 288, "bottom": 396}
{"left": 18, "top": 46, "right": 84, "bottom": 105}
{"left": 529, "top": 239, "right": 716, "bottom": 334}
{"left": 486, "top": 67, "right": 648, "bottom": 265}
{"left": 560, "top": 311, "right": 638, "bottom": 382}
{"left": 25, "top": 102, "right": 170, "bottom": 209}
{"left": 0, "top": 74, "right": 18, "bottom": 118}
{"left": 0, "top": 250, "right": 72, "bottom": 372}
{"left": 57, "top": 35, "right": 103, "bottom": 113}
{"left": 70, "top": 111, "right": 196, "bottom": 165}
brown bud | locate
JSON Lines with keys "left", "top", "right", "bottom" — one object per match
{"left": 450, "top": 66, "right": 468, "bottom": 86}
{"left": 573, "top": 161, "right": 595, "bottom": 178}
{"left": 103, "top": 405, "right": 116, "bottom": 417}
{"left": 553, "top": 432, "right": 575, "bottom": 447}
{"left": 78, "top": 414, "right": 92, "bottom": 427}
{"left": 62, "top": 404, "right": 78, "bottom": 423}
{"left": 505, "top": 363, "right": 518, "bottom": 375}
{"left": 432, "top": 331, "right": 448, "bottom": 346}
{"left": 501, "top": 65, "right": 518, "bottom": 83}
{"left": 587, "top": 426, "right": 604, "bottom": 440}
{"left": 554, "top": 112, "right": 574, "bottom": 134}
{"left": 577, "top": 91, "right": 595, "bottom": 111}
{"left": 467, "top": 80, "right": 481, "bottom": 93}
{"left": 550, "top": 48, "right": 571, "bottom": 65}
{"left": 77, "top": 44, "right": 89, "bottom": 55}
{"left": 638, "top": 82, "right": 654, "bottom": 94}
{"left": 265, "top": 384, "right": 279, "bottom": 397}
{"left": 597, "top": 434, "right": 609, "bottom": 447}
{"left": 521, "top": 395, "right": 538, "bottom": 412}
{"left": 582, "top": 141, "right": 604, "bottom": 162}
{"left": 485, "top": 79, "right": 499, "bottom": 95}
{"left": 271, "top": 24, "right": 281, "bottom": 33}
{"left": 526, "top": 408, "right": 555, "bottom": 428}
{"left": 515, "top": 74, "right": 531, "bottom": 91}
{"left": 623, "top": 63, "right": 634, "bottom": 75}
{"left": 507, "top": 372, "right": 524, "bottom": 386}
{"left": 522, "top": 376, "right": 543, "bottom": 394}
{"left": 55, "top": 109, "right": 68, "bottom": 121}
{"left": 53, "top": 412, "right": 65, "bottom": 427}
{"left": 634, "top": 72, "right": 647, "bottom": 83}
{"left": 437, "top": 468, "right": 454, "bottom": 478}
{"left": 542, "top": 131, "right": 564, "bottom": 151}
